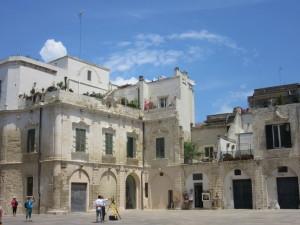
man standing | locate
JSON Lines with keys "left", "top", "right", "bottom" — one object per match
{"left": 94, "top": 195, "right": 103, "bottom": 223}
{"left": 24, "top": 196, "right": 35, "bottom": 222}
{"left": 11, "top": 196, "right": 18, "bottom": 216}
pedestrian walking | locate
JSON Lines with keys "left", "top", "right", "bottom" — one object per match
{"left": 11, "top": 196, "right": 18, "bottom": 216}
{"left": 24, "top": 196, "right": 35, "bottom": 222}
{"left": 94, "top": 195, "right": 103, "bottom": 223}
{"left": 0, "top": 205, "right": 3, "bottom": 224}
{"left": 101, "top": 196, "right": 109, "bottom": 222}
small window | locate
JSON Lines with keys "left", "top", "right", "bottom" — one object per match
{"left": 159, "top": 97, "right": 167, "bottom": 108}
{"left": 231, "top": 145, "right": 235, "bottom": 150}
{"left": 156, "top": 137, "right": 165, "bottom": 158}
{"left": 105, "top": 133, "right": 113, "bottom": 155}
{"left": 193, "top": 173, "right": 203, "bottom": 180}
{"left": 127, "top": 136, "right": 136, "bottom": 158}
{"left": 27, "top": 176, "right": 33, "bottom": 196}
{"left": 234, "top": 169, "right": 241, "bottom": 176}
{"left": 278, "top": 166, "right": 288, "bottom": 173}
{"left": 27, "top": 129, "right": 35, "bottom": 153}
{"left": 0, "top": 80, "right": 2, "bottom": 99}
{"left": 87, "top": 70, "right": 92, "bottom": 81}
{"left": 265, "top": 123, "right": 292, "bottom": 149}
{"left": 75, "top": 128, "right": 86, "bottom": 152}
{"left": 145, "top": 183, "right": 148, "bottom": 198}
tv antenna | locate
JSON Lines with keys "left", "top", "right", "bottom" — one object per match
{"left": 278, "top": 66, "right": 283, "bottom": 84}
{"left": 78, "top": 11, "right": 84, "bottom": 58}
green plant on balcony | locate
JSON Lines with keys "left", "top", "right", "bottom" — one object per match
{"left": 127, "top": 99, "right": 139, "bottom": 109}
{"left": 184, "top": 142, "right": 197, "bottom": 164}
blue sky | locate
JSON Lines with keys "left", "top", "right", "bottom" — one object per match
{"left": 1, "top": 0, "right": 299, "bottom": 122}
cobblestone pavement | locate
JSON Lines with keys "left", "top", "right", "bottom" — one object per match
{"left": 2, "top": 209, "right": 300, "bottom": 225}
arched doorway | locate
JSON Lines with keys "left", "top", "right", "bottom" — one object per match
{"left": 126, "top": 175, "right": 136, "bottom": 209}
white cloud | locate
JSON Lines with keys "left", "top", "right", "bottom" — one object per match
{"left": 39, "top": 39, "right": 67, "bottom": 62}
{"left": 102, "top": 30, "right": 248, "bottom": 72}
{"left": 110, "top": 76, "right": 138, "bottom": 86}
{"left": 168, "top": 30, "right": 244, "bottom": 51}
{"left": 104, "top": 48, "right": 182, "bottom": 72}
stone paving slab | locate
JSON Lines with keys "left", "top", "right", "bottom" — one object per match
{"left": 2, "top": 209, "right": 300, "bottom": 225}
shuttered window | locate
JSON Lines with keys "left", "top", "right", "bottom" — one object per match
{"left": 204, "top": 146, "right": 214, "bottom": 158}
{"left": 265, "top": 123, "right": 292, "bottom": 149}
{"left": 75, "top": 128, "right": 86, "bottom": 152}
{"left": 127, "top": 136, "right": 135, "bottom": 158}
{"left": 156, "top": 137, "right": 165, "bottom": 158}
{"left": 105, "top": 133, "right": 113, "bottom": 155}
{"left": 27, "top": 129, "right": 35, "bottom": 153}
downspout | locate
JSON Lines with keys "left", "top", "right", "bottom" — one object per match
{"left": 141, "top": 121, "right": 145, "bottom": 210}
{"left": 38, "top": 106, "right": 43, "bottom": 214}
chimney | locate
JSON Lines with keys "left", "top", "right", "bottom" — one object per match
{"left": 139, "top": 75, "right": 144, "bottom": 81}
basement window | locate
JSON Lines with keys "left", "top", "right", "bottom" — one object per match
{"left": 278, "top": 166, "right": 288, "bottom": 173}
{"left": 234, "top": 169, "right": 241, "bottom": 176}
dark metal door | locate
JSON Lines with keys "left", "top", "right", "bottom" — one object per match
{"left": 277, "top": 177, "right": 299, "bottom": 209}
{"left": 233, "top": 179, "right": 253, "bottom": 209}
{"left": 194, "top": 183, "right": 203, "bottom": 208}
{"left": 71, "top": 183, "right": 87, "bottom": 212}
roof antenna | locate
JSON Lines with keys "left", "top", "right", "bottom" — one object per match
{"left": 78, "top": 11, "right": 84, "bottom": 58}
{"left": 278, "top": 66, "right": 283, "bottom": 84}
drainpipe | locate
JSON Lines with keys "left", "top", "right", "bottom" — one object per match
{"left": 141, "top": 121, "right": 145, "bottom": 210}
{"left": 37, "top": 106, "right": 43, "bottom": 214}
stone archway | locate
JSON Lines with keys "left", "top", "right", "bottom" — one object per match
{"left": 224, "top": 169, "right": 253, "bottom": 209}
{"left": 69, "top": 169, "right": 90, "bottom": 212}
{"left": 99, "top": 171, "right": 117, "bottom": 200}
{"left": 266, "top": 166, "right": 299, "bottom": 209}
{"left": 126, "top": 175, "right": 137, "bottom": 209}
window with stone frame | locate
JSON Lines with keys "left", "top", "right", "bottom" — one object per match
{"left": 156, "top": 137, "right": 165, "bottom": 158}
{"left": 27, "top": 129, "right": 36, "bottom": 153}
{"left": 127, "top": 136, "right": 136, "bottom": 158}
{"left": 105, "top": 133, "right": 113, "bottom": 155}
{"left": 75, "top": 128, "right": 86, "bottom": 152}
{"left": 265, "top": 123, "right": 292, "bottom": 149}
{"left": 204, "top": 146, "right": 214, "bottom": 159}
{"left": 27, "top": 176, "right": 33, "bottom": 196}
{"left": 159, "top": 96, "right": 168, "bottom": 108}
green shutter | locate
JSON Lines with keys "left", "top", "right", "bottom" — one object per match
{"left": 105, "top": 133, "right": 113, "bottom": 155}
{"left": 76, "top": 128, "right": 86, "bottom": 152}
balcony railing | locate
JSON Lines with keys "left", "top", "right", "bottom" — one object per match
{"left": 220, "top": 149, "right": 254, "bottom": 161}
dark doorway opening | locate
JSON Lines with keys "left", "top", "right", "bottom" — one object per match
{"left": 277, "top": 177, "right": 299, "bottom": 209}
{"left": 194, "top": 183, "right": 203, "bottom": 208}
{"left": 126, "top": 175, "right": 136, "bottom": 209}
{"left": 233, "top": 179, "right": 253, "bottom": 209}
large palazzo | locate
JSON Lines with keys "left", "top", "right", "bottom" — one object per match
{"left": 0, "top": 56, "right": 299, "bottom": 213}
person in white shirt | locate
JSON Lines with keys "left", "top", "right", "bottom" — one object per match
{"left": 94, "top": 195, "right": 104, "bottom": 223}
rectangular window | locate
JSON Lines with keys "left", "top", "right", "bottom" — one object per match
{"left": 204, "top": 146, "right": 214, "bottom": 159}
{"left": 145, "top": 183, "right": 148, "bottom": 198}
{"left": 127, "top": 136, "right": 135, "bottom": 158}
{"left": 193, "top": 173, "right": 203, "bottom": 180}
{"left": 105, "top": 133, "right": 113, "bottom": 155}
{"left": 87, "top": 70, "right": 92, "bottom": 81}
{"left": 27, "top": 176, "right": 33, "bottom": 196}
{"left": 0, "top": 80, "right": 2, "bottom": 99}
{"left": 265, "top": 123, "right": 292, "bottom": 149}
{"left": 27, "top": 129, "right": 35, "bottom": 153}
{"left": 159, "top": 97, "right": 167, "bottom": 108}
{"left": 75, "top": 128, "right": 86, "bottom": 152}
{"left": 156, "top": 137, "right": 165, "bottom": 158}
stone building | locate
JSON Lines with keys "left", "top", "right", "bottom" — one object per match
{"left": 0, "top": 55, "right": 299, "bottom": 214}
{"left": 0, "top": 55, "right": 193, "bottom": 213}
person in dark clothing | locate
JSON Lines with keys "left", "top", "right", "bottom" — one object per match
{"left": 11, "top": 196, "right": 18, "bottom": 216}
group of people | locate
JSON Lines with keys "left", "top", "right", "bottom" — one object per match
{"left": 94, "top": 196, "right": 121, "bottom": 223}
{"left": 0, "top": 195, "right": 120, "bottom": 224}
{"left": 0, "top": 196, "right": 35, "bottom": 223}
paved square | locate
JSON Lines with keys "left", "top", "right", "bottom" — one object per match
{"left": 2, "top": 209, "right": 300, "bottom": 225}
